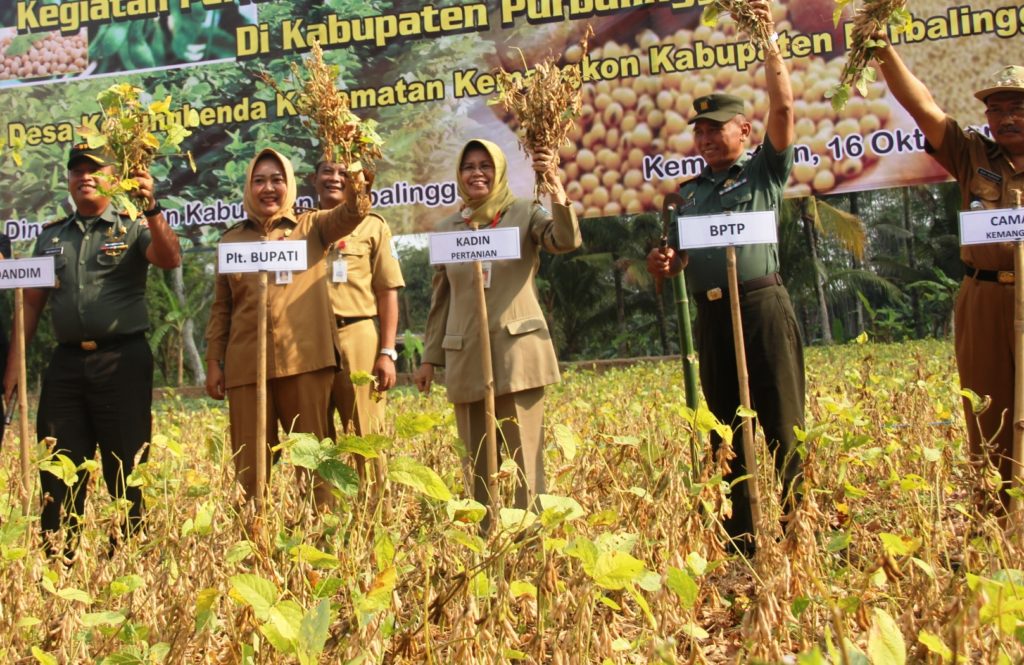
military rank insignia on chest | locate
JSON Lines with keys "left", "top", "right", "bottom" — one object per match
{"left": 100, "top": 241, "right": 128, "bottom": 257}
{"left": 720, "top": 177, "right": 748, "bottom": 195}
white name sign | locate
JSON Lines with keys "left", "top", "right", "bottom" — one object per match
{"left": 0, "top": 256, "right": 56, "bottom": 289}
{"left": 958, "top": 207, "right": 1024, "bottom": 245}
{"left": 218, "top": 241, "right": 308, "bottom": 273}
{"left": 677, "top": 210, "right": 778, "bottom": 249}
{"left": 429, "top": 228, "right": 521, "bottom": 265}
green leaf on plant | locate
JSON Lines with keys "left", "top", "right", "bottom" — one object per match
{"left": 388, "top": 456, "right": 452, "bottom": 501}
{"left": 868, "top": 608, "right": 906, "bottom": 665}
{"left": 229, "top": 574, "right": 278, "bottom": 621}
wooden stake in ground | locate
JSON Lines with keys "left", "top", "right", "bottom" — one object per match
{"left": 1013, "top": 187, "right": 1023, "bottom": 516}
{"left": 725, "top": 246, "right": 762, "bottom": 537}
{"left": 470, "top": 222, "right": 499, "bottom": 525}
{"left": 255, "top": 271, "right": 269, "bottom": 511}
{"left": 14, "top": 288, "right": 31, "bottom": 515}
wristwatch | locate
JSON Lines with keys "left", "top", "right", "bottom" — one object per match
{"left": 379, "top": 348, "right": 398, "bottom": 362}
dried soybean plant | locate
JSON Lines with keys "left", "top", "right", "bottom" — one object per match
{"left": 492, "top": 27, "right": 592, "bottom": 200}
{"left": 77, "top": 84, "right": 195, "bottom": 219}
{"left": 257, "top": 40, "right": 383, "bottom": 174}
{"left": 827, "top": 0, "right": 912, "bottom": 110}
{"left": 701, "top": 0, "right": 779, "bottom": 55}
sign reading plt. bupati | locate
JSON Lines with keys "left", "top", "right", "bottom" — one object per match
{"left": 428, "top": 228, "right": 521, "bottom": 265}
{"left": 959, "top": 207, "right": 1024, "bottom": 246}
{"left": 678, "top": 210, "right": 778, "bottom": 250}
{"left": 0, "top": 256, "right": 56, "bottom": 289}
{"left": 217, "top": 241, "right": 308, "bottom": 273}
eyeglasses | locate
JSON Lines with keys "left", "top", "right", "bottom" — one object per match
{"left": 984, "top": 106, "right": 1024, "bottom": 120}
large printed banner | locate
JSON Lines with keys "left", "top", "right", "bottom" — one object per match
{"left": 1, "top": 0, "right": 1020, "bottom": 243}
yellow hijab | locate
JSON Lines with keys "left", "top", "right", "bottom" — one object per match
{"left": 243, "top": 148, "right": 298, "bottom": 229}
{"left": 456, "top": 139, "right": 516, "bottom": 228}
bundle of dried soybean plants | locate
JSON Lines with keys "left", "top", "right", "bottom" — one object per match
{"left": 257, "top": 40, "right": 383, "bottom": 182}
{"left": 827, "top": 0, "right": 911, "bottom": 110}
{"left": 492, "top": 27, "right": 592, "bottom": 200}
{"left": 701, "top": 1, "right": 778, "bottom": 55}
{"left": 78, "top": 84, "right": 195, "bottom": 219}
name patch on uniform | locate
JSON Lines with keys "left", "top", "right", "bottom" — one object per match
{"left": 0, "top": 256, "right": 57, "bottom": 289}
{"left": 678, "top": 209, "right": 778, "bottom": 249}
{"left": 977, "top": 167, "right": 1003, "bottom": 184}
{"left": 218, "top": 240, "right": 308, "bottom": 273}
{"left": 959, "top": 206, "right": 1024, "bottom": 244}
{"left": 429, "top": 227, "right": 521, "bottom": 265}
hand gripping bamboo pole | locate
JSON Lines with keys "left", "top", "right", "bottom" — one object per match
{"left": 1012, "top": 188, "right": 1023, "bottom": 517}
{"left": 726, "top": 246, "right": 761, "bottom": 537}
{"left": 470, "top": 221, "right": 499, "bottom": 526}
{"left": 255, "top": 271, "right": 269, "bottom": 511}
{"left": 14, "top": 288, "right": 31, "bottom": 515}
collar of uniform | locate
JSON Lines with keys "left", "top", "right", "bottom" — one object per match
{"left": 73, "top": 203, "right": 120, "bottom": 230}
{"left": 244, "top": 216, "right": 296, "bottom": 234}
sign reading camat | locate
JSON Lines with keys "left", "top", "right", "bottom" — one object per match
{"left": 429, "top": 227, "right": 521, "bottom": 265}
{"left": 959, "top": 207, "right": 1024, "bottom": 245}
{"left": 217, "top": 241, "right": 308, "bottom": 273}
{"left": 678, "top": 210, "right": 778, "bottom": 250}
{"left": 0, "top": 256, "right": 56, "bottom": 289}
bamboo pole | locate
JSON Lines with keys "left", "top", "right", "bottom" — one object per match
{"left": 255, "top": 271, "right": 268, "bottom": 510}
{"left": 469, "top": 222, "right": 499, "bottom": 525}
{"left": 1012, "top": 188, "right": 1023, "bottom": 517}
{"left": 14, "top": 288, "right": 31, "bottom": 516}
{"left": 662, "top": 193, "right": 701, "bottom": 479}
{"left": 726, "top": 246, "right": 761, "bottom": 537}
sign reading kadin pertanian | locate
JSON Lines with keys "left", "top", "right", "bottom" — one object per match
{"left": 0, "top": 256, "right": 56, "bottom": 289}
{"left": 677, "top": 210, "right": 778, "bottom": 250}
{"left": 429, "top": 228, "right": 521, "bottom": 265}
{"left": 958, "top": 207, "right": 1024, "bottom": 246}
{"left": 217, "top": 241, "right": 308, "bottom": 273}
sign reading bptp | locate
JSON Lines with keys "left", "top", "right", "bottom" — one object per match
{"left": 428, "top": 227, "right": 521, "bottom": 265}
{"left": 677, "top": 210, "right": 778, "bottom": 249}
{"left": 217, "top": 241, "right": 308, "bottom": 273}
{"left": 0, "top": 256, "right": 56, "bottom": 289}
{"left": 959, "top": 207, "right": 1024, "bottom": 245}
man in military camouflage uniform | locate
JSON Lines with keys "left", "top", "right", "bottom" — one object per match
{"left": 3, "top": 144, "right": 181, "bottom": 558}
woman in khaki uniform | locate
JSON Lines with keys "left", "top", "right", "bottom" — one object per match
{"left": 413, "top": 139, "right": 581, "bottom": 519}
{"left": 205, "top": 148, "right": 369, "bottom": 506}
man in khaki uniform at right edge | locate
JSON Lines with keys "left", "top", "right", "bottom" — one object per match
{"left": 312, "top": 161, "right": 405, "bottom": 450}
{"left": 873, "top": 35, "right": 1024, "bottom": 512}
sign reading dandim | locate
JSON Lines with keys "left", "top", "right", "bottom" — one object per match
{"left": 0, "top": 256, "right": 56, "bottom": 289}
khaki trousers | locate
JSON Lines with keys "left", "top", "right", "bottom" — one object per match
{"left": 226, "top": 367, "right": 334, "bottom": 506}
{"left": 330, "top": 318, "right": 383, "bottom": 437}
{"left": 955, "top": 277, "right": 1016, "bottom": 508}
{"left": 454, "top": 387, "right": 546, "bottom": 515}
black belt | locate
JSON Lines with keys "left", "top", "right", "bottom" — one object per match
{"left": 694, "top": 272, "right": 783, "bottom": 303}
{"left": 963, "top": 263, "right": 1014, "bottom": 284}
{"left": 59, "top": 331, "right": 145, "bottom": 351}
{"left": 336, "top": 315, "right": 372, "bottom": 328}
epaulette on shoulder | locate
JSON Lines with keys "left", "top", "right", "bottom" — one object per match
{"left": 41, "top": 213, "right": 72, "bottom": 229}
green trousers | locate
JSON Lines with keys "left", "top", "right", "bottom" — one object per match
{"left": 695, "top": 284, "right": 806, "bottom": 543}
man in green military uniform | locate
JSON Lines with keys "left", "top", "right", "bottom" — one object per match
{"left": 647, "top": 0, "right": 803, "bottom": 554}
{"left": 3, "top": 143, "right": 181, "bottom": 559}
{"left": 311, "top": 161, "right": 405, "bottom": 445}
{"left": 873, "top": 41, "right": 1024, "bottom": 512}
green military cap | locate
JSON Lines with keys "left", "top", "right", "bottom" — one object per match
{"left": 974, "top": 65, "right": 1024, "bottom": 102}
{"left": 67, "top": 142, "right": 111, "bottom": 169}
{"left": 689, "top": 93, "right": 747, "bottom": 124}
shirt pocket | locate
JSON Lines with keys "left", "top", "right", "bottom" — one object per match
{"left": 341, "top": 240, "right": 371, "bottom": 284}
{"left": 442, "top": 334, "right": 463, "bottom": 351}
{"left": 504, "top": 317, "right": 546, "bottom": 336}
{"left": 967, "top": 172, "right": 1002, "bottom": 207}
{"left": 719, "top": 185, "right": 753, "bottom": 210}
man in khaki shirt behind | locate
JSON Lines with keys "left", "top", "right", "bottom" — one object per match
{"left": 874, "top": 38, "right": 1024, "bottom": 512}
{"left": 312, "top": 161, "right": 405, "bottom": 445}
